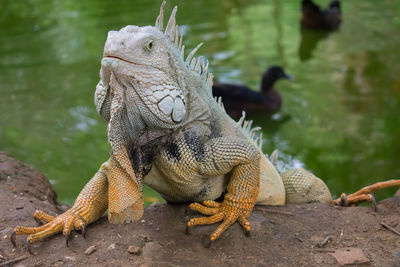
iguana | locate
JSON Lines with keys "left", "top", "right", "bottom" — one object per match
{"left": 11, "top": 2, "right": 398, "bottom": 252}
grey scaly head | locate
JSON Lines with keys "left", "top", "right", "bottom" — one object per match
{"left": 94, "top": 1, "right": 213, "bottom": 140}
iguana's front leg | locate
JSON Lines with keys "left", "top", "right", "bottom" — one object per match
{"left": 186, "top": 137, "right": 260, "bottom": 243}
{"left": 11, "top": 163, "right": 108, "bottom": 252}
{"left": 11, "top": 148, "right": 143, "bottom": 253}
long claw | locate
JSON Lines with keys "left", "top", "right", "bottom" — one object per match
{"left": 371, "top": 194, "right": 377, "bottom": 212}
{"left": 81, "top": 224, "right": 86, "bottom": 238}
{"left": 26, "top": 238, "right": 33, "bottom": 255}
{"left": 65, "top": 233, "right": 70, "bottom": 247}
{"left": 204, "top": 239, "right": 214, "bottom": 249}
{"left": 245, "top": 230, "right": 251, "bottom": 237}
{"left": 238, "top": 216, "right": 251, "bottom": 234}
{"left": 340, "top": 193, "right": 348, "bottom": 206}
{"left": 11, "top": 231, "right": 16, "bottom": 247}
{"left": 185, "top": 226, "right": 191, "bottom": 235}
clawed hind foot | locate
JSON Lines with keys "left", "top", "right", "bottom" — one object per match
{"left": 186, "top": 199, "right": 253, "bottom": 247}
{"left": 333, "top": 193, "right": 377, "bottom": 211}
{"left": 332, "top": 179, "right": 400, "bottom": 210}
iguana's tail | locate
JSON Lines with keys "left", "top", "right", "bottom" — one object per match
{"left": 280, "top": 168, "right": 332, "bottom": 204}
{"left": 268, "top": 150, "right": 332, "bottom": 204}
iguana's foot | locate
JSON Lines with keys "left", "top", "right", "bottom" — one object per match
{"left": 186, "top": 198, "right": 253, "bottom": 246}
{"left": 333, "top": 193, "right": 378, "bottom": 211}
{"left": 332, "top": 179, "right": 400, "bottom": 210}
{"left": 11, "top": 210, "right": 86, "bottom": 254}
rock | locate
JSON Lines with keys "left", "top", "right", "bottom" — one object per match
{"left": 107, "top": 243, "right": 116, "bottom": 250}
{"left": 329, "top": 248, "right": 370, "bottom": 265}
{"left": 127, "top": 245, "right": 141, "bottom": 255}
{"left": 64, "top": 256, "right": 76, "bottom": 261}
{"left": 84, "top": 245, "right": 97, "bottom": 255}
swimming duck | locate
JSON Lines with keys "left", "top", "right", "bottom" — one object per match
{"left": 212, "top": 66, "right": 294, "bottom": 119}
{"left": 301, "top": 0, "right": 342, "bottom": 31}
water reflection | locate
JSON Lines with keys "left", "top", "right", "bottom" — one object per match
{"left": 299, "top": 28, "right": 330, "bottom": 61}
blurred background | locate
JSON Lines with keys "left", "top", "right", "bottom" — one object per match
{"left": 1, "top": 0, "right": 399, "bottom": 205}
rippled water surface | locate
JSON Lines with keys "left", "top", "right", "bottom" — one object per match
{"left": 1, "top": 0, "right": 399, "bottom": 204}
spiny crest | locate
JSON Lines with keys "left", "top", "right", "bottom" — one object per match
{"left": 266, "top": 149, "right": 279, "bottom": 167}
{"left": 213, "top": 96, "right": 226, "bottom": 113}
{"left": 155, "top": 1, "right": 261, "bottom": 147}
{"left": 237, "top": 111, "right": 263, "bottom": 150}
{"left": 155, "top": 1, "right": 213, "bottom": 91}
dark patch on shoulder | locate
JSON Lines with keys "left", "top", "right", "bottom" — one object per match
{"left": 183, "top": 130, "right": 205, "bottom": 162}
{"left": 209, "top": 113, "right": 222, "bottom": 139}
{"left": 127, "top": 133, "right": 170, "bottom": 178}
{"left": 165, "top": 141, "right": 181, "bottom": 162}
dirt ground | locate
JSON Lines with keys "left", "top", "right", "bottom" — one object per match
{"left": 0, "top": 151, "right": 399, "bottom": 266}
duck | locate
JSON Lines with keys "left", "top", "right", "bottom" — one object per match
{"left": 301, "top": 0, "right": 342, "bottom": 31}
{"left": 212, "top": 66, "right": 294, "bottom": 119}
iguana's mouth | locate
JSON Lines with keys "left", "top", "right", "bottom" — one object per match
{"left": 103, "top": 56, "right": 163, "bottom": 73}
{"left": 104, "top": 55, "right": 138, "bottom": 65}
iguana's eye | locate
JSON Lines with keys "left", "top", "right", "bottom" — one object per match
{"left": 145, "top": 40, "right": 153, "bottom": 52}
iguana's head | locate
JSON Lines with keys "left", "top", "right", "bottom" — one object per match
{"left": 94, "top": 1, "right": 213, "bottom": 131}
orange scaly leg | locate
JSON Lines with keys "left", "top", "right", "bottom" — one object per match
{"left": 11, "top": 167, "right": 109, "bottom": 254}
{"left": 166, "top": 136, "right": 260, "bottom": 246}
{"left": 186, "top": 143, "right": 260, "bottom": 247}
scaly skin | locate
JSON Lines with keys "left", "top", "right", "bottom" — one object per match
{"left": 156, "top": 134, "right": 261, "bottom": 240}
{"left": 12, "top": 2, "right": 345, "bottom": 250}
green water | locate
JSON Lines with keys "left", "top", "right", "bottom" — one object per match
{"left": 1, "top": 0, "right": 399, "bottom": 205}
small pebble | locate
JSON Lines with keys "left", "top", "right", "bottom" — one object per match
{"left": 3, "top": 235, "right": 7, "bottom": 239}
{"left": 108, "top": 243, "right": 116, "bottom": 250}
{"left": 64, "top": 256, "right": 76, "bottom": 261}
{"left": 127, "top": 245, "right": 141, "bottom": 255}
{"left": 85, "top": 245, "right": 97, "bottom": 255}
